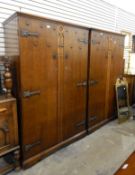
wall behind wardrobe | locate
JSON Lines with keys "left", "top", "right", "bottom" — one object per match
{"left": 1, "top": 0, "right": 135, "bottom": 56}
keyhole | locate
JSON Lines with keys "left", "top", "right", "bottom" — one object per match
{"left": 52, "top": 54, "right": 57, "bottom": 59}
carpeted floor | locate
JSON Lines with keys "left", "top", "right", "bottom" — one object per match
{"left": 8, "top": 119, "right": 135, "bottom": 175}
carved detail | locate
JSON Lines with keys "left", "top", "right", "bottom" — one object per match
{"left": 4, "top": 62, "right": 12, "bottom": 98}
{"left": 58, "top": 25, "right": 64, "bottom": 50}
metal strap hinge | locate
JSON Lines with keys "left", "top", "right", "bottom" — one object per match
{"left": 89, "top": 116, "right": 97, "bottom": 122}
{"left": 23, "top": 90, "right": 40, "bottom": 98}
{"left": 78, "top": 39, "right": 89, "bottom": 44}
{"left": 20, "top": 30, "right": 39, "bottom": 37}
{"left": 76, "top": 120, "right": 86, "bottom": 127}
{"left": 91, "top": 40, "right": 100, "bottom": 45}
{"left": 24, "top": 140, "right": 41, "bottom": 152}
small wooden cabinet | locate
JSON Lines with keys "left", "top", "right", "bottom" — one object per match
{"left": 0, "top": 97, "right": 20, "bottom": 174}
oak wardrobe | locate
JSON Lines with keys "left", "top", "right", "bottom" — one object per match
{"left": 3, "top": 12, "right": 125, "bottom": 168}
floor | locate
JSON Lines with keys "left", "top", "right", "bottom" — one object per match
{"left": 114, "top": 151, "right": 135, "bottom": 175}
{"left": 8, "top": 119, "right": 135, "bottom": 175}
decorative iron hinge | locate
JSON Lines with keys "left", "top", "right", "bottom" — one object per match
{"left": 78, "top": 39, "right": 89, "bottom": 44}
{"left": 23, "top": 90, "right": 40, "bottom": 98}
{"left": 76, "top": 120, "right": 86, "bottom": 127}
{"left": 20, "top": 29, "right": 39, "bottom": 37}
{"left": 89, "top": 116, "right": 97, "bottom": 121}
{"left": 91, "top": 40, "right": 100, "bottom": 45}
{"left": 24, "top": 140, "right": 41, "bottom": 152}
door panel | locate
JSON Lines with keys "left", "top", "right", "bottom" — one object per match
{"left": 88, "top": 30, "right": 109, "bottom": 127}
{"left": 88, "top": 31, "right": 124, "bottom": 128}
{"left": 62, "top": 26, "right": 88, "bottom": 140}
{"left": 19, "top": 17, "right": 59, "bottom": 159}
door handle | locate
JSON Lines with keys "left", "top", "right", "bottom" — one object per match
{"left": 89, "top": 80, "right": 98, "bottom": 86}
{"left": 77, "top": 81, "right": 87, "bottom": 87}
{"left": 23, "top": 90, "right": 40, "bottom": 98}
{"left": 89, "top": 116, "right": 97, "bottom": 121}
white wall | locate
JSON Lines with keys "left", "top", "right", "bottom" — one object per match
{"left": 1, "top": 0, "right": 135, "bottom": 55}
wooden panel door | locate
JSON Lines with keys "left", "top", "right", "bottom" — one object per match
{"left": 107, "top": 34, "right": 124, "bottom": 118}
{"left": 18, "top": 17, "right": 59, "bottom": 159}
{"left": 88, "top": 30, "right": 109, "bottom": 128}
{"left": 62, "top": 25, "right": 88, "bottom": 140}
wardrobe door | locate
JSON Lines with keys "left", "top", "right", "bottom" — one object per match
{"left": 107, "top": 34, "right": 124, "bottom": 118}
{"left": 62, "top": 26, "right": 88, "bottom": 140}
{"left": 88, "top": 30, "right": 109, "bottom": 128}
{"left": 18, "top": 17, "right": 59, "bottom": 160}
